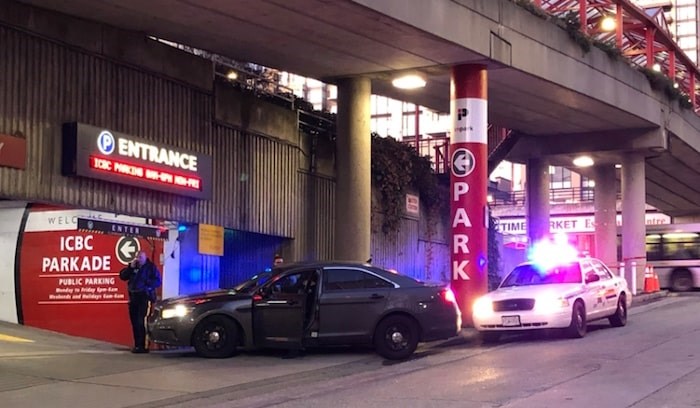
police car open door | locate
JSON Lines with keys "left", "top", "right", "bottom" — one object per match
{"left": 252, "top": 269, "right": 311, "bottom": 349}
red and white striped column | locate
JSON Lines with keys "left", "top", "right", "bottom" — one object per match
{"left": 449, "top": 65, "right": 488, "bottom": 326}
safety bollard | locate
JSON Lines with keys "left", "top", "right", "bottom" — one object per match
{"left": 619, "top": 261, "right": 625, "bottom": 279}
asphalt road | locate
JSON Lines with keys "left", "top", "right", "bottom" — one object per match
{"left": 1, "top": 292, "right": 698, "bottom": 408}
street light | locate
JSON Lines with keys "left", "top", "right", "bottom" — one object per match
{"left": 600, "top": 16, "right": 616, "bottom": 32}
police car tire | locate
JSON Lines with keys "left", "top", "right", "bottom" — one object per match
{"left": 373, "top": 315, "right": 419, "bottom": 360}
{"left": 567, "top": 301, "right": 587, "bottom": 338}
{"left": 192, "top": 315, "right": 239, "bottom": 358}
{"left": 609, "top": 295, "right": 627, "bottom": 327}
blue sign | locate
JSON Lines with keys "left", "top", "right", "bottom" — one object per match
{"left": 97, "top": 130, "right": 115, "bottom": 155}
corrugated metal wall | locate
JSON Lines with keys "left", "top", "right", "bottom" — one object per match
{"left": 370, "top": 214, "right": 450, "bottom": 284}
{"left": 293, "top": 171, "right": 335, "bottom": 261}
{"left": 219, "top": 229, "right": 285, "bottom": 288}
{"left": 213, "top": 123, "right": 300, "bottom": 237}
{"left": 0, "top": 25, "right": 209, "bottom": 222}
{"left": 0, "top": 25, "right": 299, "bottom": 238}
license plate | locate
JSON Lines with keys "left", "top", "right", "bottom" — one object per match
{"left": 502, "top": 315, "right": 521, "bottom": 327}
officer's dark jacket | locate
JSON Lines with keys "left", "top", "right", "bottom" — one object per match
{"left": 119, "top": 260, "right": 162, "bottom": 299}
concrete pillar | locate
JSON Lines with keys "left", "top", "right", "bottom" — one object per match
{"left": 621, "top": 153, "right": 646, "bottom": 293}
{"left": 449, "top": 64, "right": 488, "bottom": 326}
{"left": 334, "top": 77, "right": 371, "bottom": 261}
{"left": 594, "top": 164, "right": 617, "bottom": 266}
{"left": 526, "top": 158, "right": 550, "bottom": 245}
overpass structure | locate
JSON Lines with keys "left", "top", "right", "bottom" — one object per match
{"left": 9, "top": 0, "right": 700, "bottom": 316}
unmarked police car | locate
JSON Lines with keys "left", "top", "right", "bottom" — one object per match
{"left": 472, "top": 239, "right": 631, "bottom": 341}
{"left": 149, "top": 261, "right": 461, "bottom": 360}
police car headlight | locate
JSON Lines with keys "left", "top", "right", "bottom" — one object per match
{"left": 473, "top": 296, "right": 493, "bottom": 319}
{"left": 535, "top": 295, "right": 569, "bottom": 314}
{"left": 161, "top": 304, "right": 191, "bottom": 319}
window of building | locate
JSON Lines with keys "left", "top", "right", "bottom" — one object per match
{"left": 581, "top": 176, "right": 595, "bottom": 201}
{"left": 549, "top": 166, "right": 572, "bottom": 189}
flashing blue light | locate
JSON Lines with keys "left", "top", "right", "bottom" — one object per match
{"left": 264, "top": 267, "right": 272, "bottom": 272}
{"left": 178, "top": 225, "right": 187, "bottom": 233}
{"left": 528, "top": 234, "right": 579, "bottom": 271}
{"left": 478, "top": 255, "right": 487, "bottom": 269}
{"left": 187, "top": 268, "right": 202, "bottom": 282}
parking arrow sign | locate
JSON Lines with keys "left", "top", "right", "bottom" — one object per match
{"left": 116, "top": 236, "right": 140, "bottom": 265}
{"left": 451, "top": 148, "right": 475, "bottom": 177}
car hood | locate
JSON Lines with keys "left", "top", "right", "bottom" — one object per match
{"left": 483, "top": 283, "right": 586, "bottom": 301}
{"left": 159, "top": 289, "right": 249, "bottom": 306}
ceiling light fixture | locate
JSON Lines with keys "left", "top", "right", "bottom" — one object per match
{"left": 573, "top": 155, "right": 594, "bottom": 167}
{"left": 226, "top": 71, "right": 239, "bottom": 80}
{"left": 392, "top": 74, "right": 426, "bottom": 90}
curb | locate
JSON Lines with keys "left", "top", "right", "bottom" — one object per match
{"left": 631, "top": 290, "right": 668, "bottom": 307}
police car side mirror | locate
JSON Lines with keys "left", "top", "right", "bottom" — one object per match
{"left": 585, "top": 273, "right": 600, "bottom": 284}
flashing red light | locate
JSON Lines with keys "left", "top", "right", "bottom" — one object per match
{"left": 89, "top": 156, "right": 202, "bottom": 191}
{"left": 441, "top": 288, "right": 457, "bottom": 304}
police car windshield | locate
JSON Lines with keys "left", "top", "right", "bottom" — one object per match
{"left": 501, "top": 263, "right": 582, "bottom": 287}
{"left": 232, "top": 271, "right": 273, "bottom": 293}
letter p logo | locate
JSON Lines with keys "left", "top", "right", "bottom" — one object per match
{"left": 457, "top": 108, "right": 468, "bottom": 121}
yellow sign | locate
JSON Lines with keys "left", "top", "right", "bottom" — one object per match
{"left": 198, "top": 224, "right": 224, "bottom": 256}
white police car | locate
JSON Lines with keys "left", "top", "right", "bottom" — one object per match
{"left": 472, "top": 239, "right": 631, "bottom": 342}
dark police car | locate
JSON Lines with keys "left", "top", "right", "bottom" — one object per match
{"left": 148, "top": 262, "right": 461, "bottom": 360}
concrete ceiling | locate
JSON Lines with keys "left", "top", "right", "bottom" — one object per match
{"left": 16, "top": 0, "right": 700, "bottom": 216}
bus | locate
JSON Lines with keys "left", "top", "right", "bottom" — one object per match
{"left": 640, "top": 223, "right": 700, "bottom": 291}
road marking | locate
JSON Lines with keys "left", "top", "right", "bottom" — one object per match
{"left": 0, "top": 333, "right": 34, "bottom": 343}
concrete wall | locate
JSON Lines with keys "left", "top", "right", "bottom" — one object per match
{"left": 215, "top": 82, "right": 299, "bottom": 145}
{"left": 0, "top": 0, "right": 212, "bottom": 91}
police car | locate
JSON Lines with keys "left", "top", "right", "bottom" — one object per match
{"left": 472, "top": 237, "right": 632, "bottom": 341}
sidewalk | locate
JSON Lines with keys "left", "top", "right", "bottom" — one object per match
{"left": 631, "top": 289, "right": 668, "bottom": 307}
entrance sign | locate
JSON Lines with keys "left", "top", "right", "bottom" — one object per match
{"left": 450, "top": 65, "right": 488, "bottom": 326}
{"left": 76, "top": 218, "right": 169, "bottom": 241}
{"left": 62, "top": 122, "right": 213, "bottom": 199}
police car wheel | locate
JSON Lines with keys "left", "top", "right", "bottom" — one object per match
{"left": 192, "top": 315, "right": 239, "bottom": 358}
{"left": 609, "top": 294, "right": 627, "bottom": 327}
{"left": 567, "top": 301, "right": 587, "bottom": 339}
{"left": 374, "top": 315, "right": 419, "bottom": 360}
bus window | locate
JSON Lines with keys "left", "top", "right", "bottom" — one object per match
{"left": 646, "top": 234, "right": 662, "bottom": 261}
{"left": 662, "top": 232, "right": 700, "bottom": 260}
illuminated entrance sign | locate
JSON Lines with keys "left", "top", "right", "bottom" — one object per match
{"left": 89, "top": 156, "right": 202, "bottom": 191}
{"left": 62, "top": 123, "right": 212, "bottom": 199}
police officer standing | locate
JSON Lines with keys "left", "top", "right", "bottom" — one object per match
{"left": 119, "top": 250, "right": 162, "bottom": 353}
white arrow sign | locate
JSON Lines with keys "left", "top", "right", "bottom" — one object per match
{"left": 116, "top": 236, "right": 141, "bottom": 265}
{"left": 451, "top": 148, "right": 475, "bottom": 177}
{"left": 120, "top": 241, "right": 136, "bottom": 258}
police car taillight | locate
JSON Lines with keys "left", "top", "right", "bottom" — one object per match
{"left": 441, "top": 288, "right": 456, "bottom": 304}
